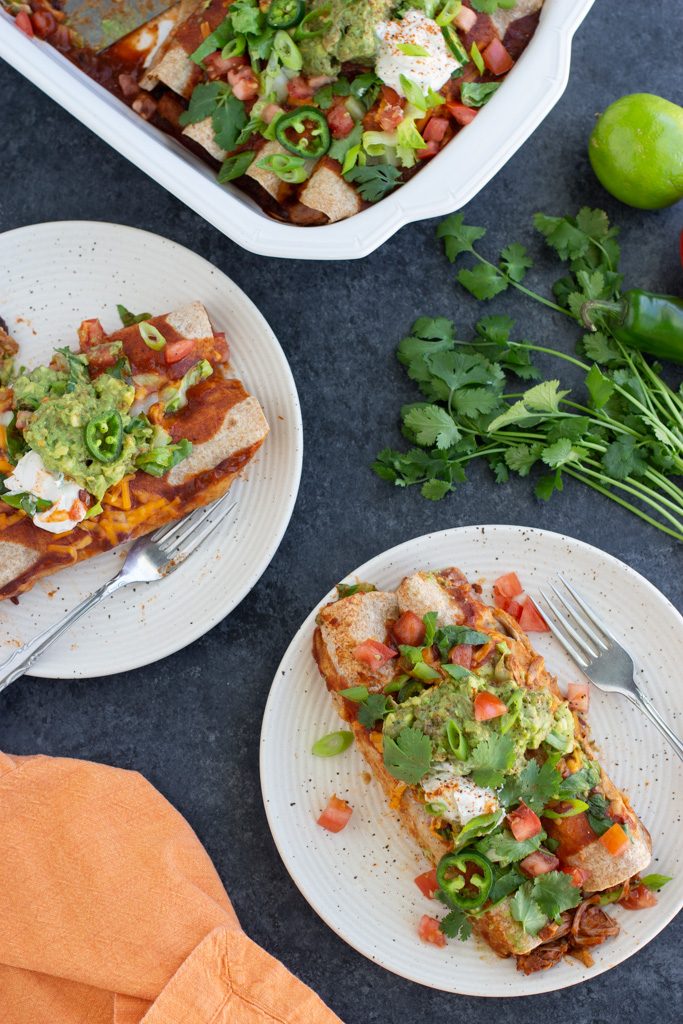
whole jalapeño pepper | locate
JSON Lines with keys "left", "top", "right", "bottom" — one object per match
{"left": 581, "top": 291, "right": 683, "bottom": 364}
{"left": 436, "top": 850, "right": 494, "bottom": 910}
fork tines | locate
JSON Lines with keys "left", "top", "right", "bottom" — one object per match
{"left": 538, "top": 574, "right": 615, "bottom": 669}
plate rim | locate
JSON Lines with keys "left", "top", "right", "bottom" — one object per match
{"left": 0, "top": 219, "right": 303, "bottom": 678}
{"left": 259, "top": 524, "right": 683, "bottom": 997}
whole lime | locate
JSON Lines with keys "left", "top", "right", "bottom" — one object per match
{"left": 588, "top": 93, "right": 683, "bottom": 209}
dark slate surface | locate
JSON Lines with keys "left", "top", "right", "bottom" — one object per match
{"left": 1, "top": 1, "right": 681, "bottom": 1019}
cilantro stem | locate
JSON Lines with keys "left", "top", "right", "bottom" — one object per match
{"left": 581, "top": 458, "right": 683, "bottom": 519}
{"left": 474, "top": 254, "right": 575, "bottom": 319}
{"left": 632, "top": 352, "right": 683, "bottom": 434}
{"left": 569, "top": 463, "right": 683, "bottom": 533}
{"left": 509, "top": 341, "right": 590, "bottom": 371}
{"left": 564, "top": 468, "right": 683, "bottom": 542}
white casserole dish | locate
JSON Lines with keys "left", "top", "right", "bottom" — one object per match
{"left": 0, "top": 1, "right": 595, "bottom": 260}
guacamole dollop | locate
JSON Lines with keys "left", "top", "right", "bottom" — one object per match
{"left": 24, "top": 373, "right": 150, "bottom": 500}
{"left": 384, "top": 672, "right": 571, "bottom": 780}
{"left": 300, "top": 0, "right": 395, "bottom": 76}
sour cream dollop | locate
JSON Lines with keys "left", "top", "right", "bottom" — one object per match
{"left": 3, "top": 450, "right": 86, "bottom": 535}
{"left": 422, "top": 764, "right": 500, "bottom": 826}
{"left": 375, "top": 9, "right": 461, "bottom": 100}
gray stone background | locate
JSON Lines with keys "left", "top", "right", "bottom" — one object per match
{"left": 0, "top": 0, "right": 681, "bottom": 1019}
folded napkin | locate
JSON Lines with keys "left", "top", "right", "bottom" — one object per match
{"left": 0, "top": 751, "right": 342, "bottom": 1024}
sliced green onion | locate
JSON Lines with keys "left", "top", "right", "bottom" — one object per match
{"left": 256, "top": 152, "right": 308, "bottom": 183}
{"left": 410, "top": 660, "right": 441, "bottom": 682}
{"left": 221, "top": 35, "right": 246, "bottom": 59}
{"left": 499, "top": 690, "right": 522, "bottom": 734}
{"left": 543, "top": 799, "right": 590, "bottom": 820}
{"left": 273, "top": 29, "right": 303, "bottom": 70}
{"left": 442, "top": 24, "right": 468, "bottom": 64}
{"left": 446, "top": 718, "right": 469, "bottom": 761}
{"left": 470, "top": 41, "right": 485, "bottom": 75}
{"left": 544, "top": 729, "right": 570, "bottom": 750}
{"left": 597, "top": 885, "right": 623, "bottom": 906}
{"left": 138, "top": 321, "right": 166, "bottom": 351}
{"left": 436, "top": 0, "right": 462, "bottom": 26}
{"left": 425, "top": 800, "right": 448, "bottom": 816}
{"left": 218, "top": 151, "right": 255, "bottom": 183}
{"left": 339, "top": 686, "right": 369, "bottom": 702}
{"left": 384, "top": 675, "right": 408, "bottom": 694}
{"left": 311, "top": 730, "right": 354, "bottom": 757}
{"left": 398, "top": 43, "right": 430, "bottom": 57}
{"left": 442, "top": 662, "right": 470, "bottom": 681}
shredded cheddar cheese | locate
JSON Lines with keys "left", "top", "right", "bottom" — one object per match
{"left": 369, "top": 731, "right": 383, "bottom": 754}
{"left": 390, "top": 782, "right": 407, "bottom": 809}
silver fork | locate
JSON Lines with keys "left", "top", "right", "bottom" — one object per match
{"left": 0, "top": 493, "right": 237, "bottom": 693}
{"left": 538, "top": 574, "right": 683, "bottom": 761}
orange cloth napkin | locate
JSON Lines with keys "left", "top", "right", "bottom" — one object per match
{"left": 0, "top": 751, "right": 342, "bottom": 1024}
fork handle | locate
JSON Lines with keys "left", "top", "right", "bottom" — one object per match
{"left": 628, "top": 685, "right": 683, "bottom": 762}
{"left": 0, "top": 575, "right": 127, "bottom": 694}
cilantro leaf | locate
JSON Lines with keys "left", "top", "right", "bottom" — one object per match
{"left": 434, "top": 625, "right": 490, "bottom": 659}
{"left": 510, "top": 884, "right": 547, "bottom": 935}
{"left": 602, "top": 435, "right": 647, "bottom": 480}
{"left": 460, "top": 82, "right": 501, "bottom": 108}
{"left": 383, "top": 726, "right": 432, "bottom": 784}
{"left": 488, "top": 867, "right": 525, "bottom": 905}
{"left": 116, "top": 304, "right": 151, "bottom": 326}
{"left": 212, "top": 92, "right": 248, "bottom": 151}
{"left": 523, "top": 380, "right": 570, "bottom": 413}
{"left": 581, "top": 331, "right": 622, "bottom": 366}
{"left": 402, "top": 403, "right": 461, "bottom": 449}
{"left": 585, "top": 793, "right": 613, "bottom": 836}
{"left": 439, "top": 908, "right": 472, "bottom": 941}
{"left": 423, "top": 611, "right": 438, "bottom": 647}
{"left": 421, "top": 478, "right": 453, "bottom": 500}
{"left": 531, "top": 871, "right": 582, "bottom": 922}
{"left": 477, "top": 828, "right": 546, "bottom": 866}
{"left": 557, "top": 760, "right": 600, "bottom": 799}
{"left": 500, "top": 243, "right": 533, "bottom": 283}
{"left": 470, "top": 0, "right": 516, "bottom": 11}
{"left": 533, "top": 212, "right": 592, "bottom": 261}
{"left": 358, "top": 693, "right": 392, "bottom": 729}
{"left": 344, "top": 164, "right": 402, "bottom": 202}
{"left": 541, "top": 437, "right": 585, "bottom": 469}
{"left": 457, "top": 264, "right": 508, "bottom": 301}
{"left": 534, "top": 469, "right": 563, "bottom": 501}
{"left": 476, "top": 315, "right": 514, "bottom": 346}
{"left": 179, "top": 82, "right": 228, "bottom": 125}
{"left": 452, "top": 387, "right": 502, "bottom": 417}
{"left": 436, "top": 214, "right": 487, "bottom": 261}
{"left": 505, "top": 443, "right": 542, "bottom": 477}
{"left": 640, "top": 873, "right": 672, "bottom": 891}
{"left": 585, "top": 364, "right": 615, "bottom": 409}
{"left": 499, "top": 756, "right": 562, "bottom": 813}
{"left": 470, "top": 733, "right": 516, "bottom": 789}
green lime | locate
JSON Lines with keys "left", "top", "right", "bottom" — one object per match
{"left": 588, "top": 93, "right": 683, "bottom": 209}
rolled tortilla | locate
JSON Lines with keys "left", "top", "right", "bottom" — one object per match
{"left": 0, "top": 307, "right": 268, "bottom": 601}
{"left": 140, "top": 0, "right": 229, "bottom": 97}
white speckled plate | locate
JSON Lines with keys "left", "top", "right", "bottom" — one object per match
{"left": 0, "top": 221, "right": 302, "bottom": 678}
{"left": 260, "top": 526, "right": 683, "bottom": 996}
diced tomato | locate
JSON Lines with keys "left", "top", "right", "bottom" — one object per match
{"left": 506, "top": 599, "right": 524, "bottom": 621}
{"left": 507, "top": 802, "right": 542, "bottom": 841}
{"left": 326, "top": 101, "right": 354, "bottom": 139}
{"left": 380, "top": 85, "right": 401, "bottom": 106}
{"left": 483, "top": 37, "right": 514, "bottom": 75}
{"left": 352, "top": 639, "right": 397, "bottom": 668}
{"left": 77, "top": 318, "right": 106, "bottom": 350}
{"left": 287, "top": 76, "right": 314, "bottom": 101}
{"left": 545, "top": 812, "right": 597, "bottom": 858}
{"left": 518, "top": 599, "right": 550, "bottom": 633}
{"left": 378, "top": 103, "right": 404, "bottom": 131}
{"left": 561, "top": 864, "right": 587, "bottom": 888}
{"left": 493, "top": 572, "right": 523, "bottom": 600}
{"left": 87, "top": 345, "right": 118, "bottom": 371}
{"left": 69, "top": 499, "right": 87, "bottom": 521}
{"left": 417, "top": 140, "right": 440, "bottom": 160}
{"left": 414, "top": 868, "right": 439, "bottom": 900}
{"left": 228, "top": 65, "right": 259, "bottom": 102}
{"left": 449, "top": 644, "right": 472, "bottom": 668}
{"left": 446, "top": 102, "right": 478, "bottom": 127}
{"left": 393, "top": 611, "right": 426, "bottom": 647}
{"left": 418, "top": 914, "right": 447, "bottom": 947}
{"left": 15, "top": 11, "right": 34, "bottom": 36}
{"left": 164, "top": 338, "right": 196, "bottom": 365}
{"left": 31, "top": 10, "right": 57, "bottom": 38}
{"left": 454, "top": 6, "right": 477, "bottom": 32}
{"left": 423, "top": 117, "right": 449, "bottom": 143}
{"left": 619, "top": 883, "right": 658, "bottom": 910}
{"left": 118, "top": 73, "right": 139, "bottom": 100}
{"left": 567, "top": 681, "right": 590, "bottom": 714}
{"left": 474, "top": 690, "right": 507, "bottom": 721}
{"left": 520, "top": 850, "right": 560, "bottom": 877}
{"left": 599, "top": 823, "right": 629, "bottom": 857}
{"left": 205, "top": 52, "right": 247, "bottom": 80}
{"left": 317, "top": 795, "right": 352, "bottom": 833}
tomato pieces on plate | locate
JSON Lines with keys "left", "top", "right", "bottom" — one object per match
{"left": 599, "top": 822, "right": 629, "bottom": 857}
{"left": 414, "top": 868, "right": 439, "bottom": 900}
{"left": 352, "top": 638, "right": 397, "bottom": 667}
{"left": 449, "top": 643, "right": 472, "bottom": 668}
{"left": 620, "top": 883, "right": 658, "bottom": 910}
{"left": 418, "top": 914, "right": 447, "bottom": 947}
{"left": 317, "top": 795, "right": 353, "bottom": 833}
{"left": 520, "top": 850, "right": 560, "bottom": 877}
{"left": 165, "top": 338, "right": 196, "bottom": 364}
{"left": 393, "top": 610, "right": 426, "bottom": 647}
{"left": 474, "top": 690, "right": 508, "bottom": 721}
{"left": 518, "top": 599, "right": 549, "bottom": 633}
{"left": 567, "top": 681, "right": 590, "bottom": 713}
{"left": 507, "top": 801, "right": 542, "bottom": 841}
{"left": 483, "top": 37, "right": 514, "bottom": 75}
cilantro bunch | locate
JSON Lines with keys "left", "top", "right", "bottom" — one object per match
{"left": 373, "top": 209, "right": 683, "bottom": 541}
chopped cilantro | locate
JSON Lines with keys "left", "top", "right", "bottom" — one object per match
{"left": 344, "top": 164, "right": 402, "bottom": 202}
{"left": 439, "top": 907, "right": 472, "bottom": 941}
{"left": 383, "top": 726, "right": 432, "bottom": 784}
{"left": 470, "top": 733, "right": 516, "bottom": 789}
